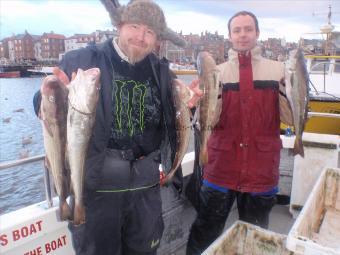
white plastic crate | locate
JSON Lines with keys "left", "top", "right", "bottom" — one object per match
{"left": 287, "top": 167, "right": 340, "bottom": 255}
{"left": 203, "top": 221, "right": 294, "bottom": 255}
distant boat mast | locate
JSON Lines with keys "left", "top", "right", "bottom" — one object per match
{"left": 312, "top": 5, "right": 338, "bottom": 55}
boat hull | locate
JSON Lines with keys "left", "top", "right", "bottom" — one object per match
{"left": 0, "top": 71, "right": 20, "bottom": 78}
{"left": 305, "top": 98, "right": 340, "bottom": 135}
{"left": 281, "top": 99, "right": 340, "bottom": 135}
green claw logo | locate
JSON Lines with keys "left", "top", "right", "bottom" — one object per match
{"left": 114, "top": 80, "right": 147, "bottom": 136}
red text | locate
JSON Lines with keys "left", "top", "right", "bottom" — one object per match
{"left": 24, "top": 246, "right": 43, "bottom": 255}
{"left": 12, "top": 220, "right": 43, "bottom": 241}
{"left": 45, "top": 235, "right": 67, "bottom": 253}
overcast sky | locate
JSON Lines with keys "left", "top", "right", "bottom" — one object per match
{"left": 1, "top": 0, "right": 340, "bottom": 42}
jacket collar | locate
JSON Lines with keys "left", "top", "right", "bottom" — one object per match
{"left": 228, "top": 46, "right": 262, "bottom": 63}
{"left": 112, "top": 37, "right": 130, "bottom": 63}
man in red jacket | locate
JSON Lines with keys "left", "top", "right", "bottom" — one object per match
{"left": 186, "top": 11, "right": 293, "bottom": 255}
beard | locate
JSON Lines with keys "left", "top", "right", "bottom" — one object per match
{"left": 120, "top": 39, "right": 154, "bottom": 65}
{"left": 127, "top": 46, "right": 150, "bottom": 64}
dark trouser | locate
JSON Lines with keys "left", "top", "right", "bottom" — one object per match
{"left": 69, "top": 149, "right": 164, "bottom": 255}
{"left": 186, "top": 185, "right": 276, "bottom": 255}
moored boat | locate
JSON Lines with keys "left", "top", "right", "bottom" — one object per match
{"left": 27, "top": 66, "right": 54, "bottom": 76}
{"left": 304, "top": 55, "right": 340, "bottom": 134}
{"left": 0, "top": 70, "right": 20, "bottom": 78}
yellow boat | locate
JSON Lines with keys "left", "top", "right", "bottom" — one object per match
{"left": 281, "top": 55, "right": 340, "bottom": 135}
{"left": 283, "top": 6, "right": 340, "bottom": 135}
{"left": 302, "top": 54, "right": 340, "bottom": 135}
{"left": 306, "top": 98, "right": 340, "bottom": 134}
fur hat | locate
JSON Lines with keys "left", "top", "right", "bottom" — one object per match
{"left": 100, "top": 0, "right": 187, "bottom": 47}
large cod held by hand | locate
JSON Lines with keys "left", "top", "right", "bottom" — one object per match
{"left": 285, "top": 48, "right": 309, "bottom": 157}
{"left": 40, "top": 75, "right": 71, "bottom": 221}
{"left": 67, "top": 68, "right": 101, "bottom": 225}
{"left": 197, "top": 52, "right": 221, "bottom": 166}
{"left": 163, "top": 79, "right": 192, "bottom": 184}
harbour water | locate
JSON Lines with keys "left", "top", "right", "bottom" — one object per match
{"left": 0, "top": 77, "right": 45, "bottom": 214}
{"left": 0, "top": 75, "right": 197, "bottom": 215}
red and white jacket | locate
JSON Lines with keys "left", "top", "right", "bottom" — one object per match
{"left": 203, "top": 46, "right": 292, "bottom": 193}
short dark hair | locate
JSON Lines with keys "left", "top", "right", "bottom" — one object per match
{"left": 228, "top": 11, "right": 259, "bottom": 35}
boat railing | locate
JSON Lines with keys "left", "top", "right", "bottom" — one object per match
{"left": 309, "top": 61, "right": 340, "bottom": 98}
{"left": 308, "top": 112, "right": 340, "bottom": 119}
{"left": 309, "top": 61, "right": 340, "bottom": 74}
{"left": 309, "top": 61, "right": 330, "bottom": 74}
{"left": 0, "top": 154, "right": 54, "bottom": 209}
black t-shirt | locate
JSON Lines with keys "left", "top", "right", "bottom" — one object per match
{"left": 108, "top": 46, "right": 163, "bottom": 156}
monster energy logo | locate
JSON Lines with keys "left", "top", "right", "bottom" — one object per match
{"left": 114, "top": 80, "right": 147, "bottom": 136}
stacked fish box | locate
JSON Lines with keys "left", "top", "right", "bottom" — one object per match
{"left": 286, "top": 167, "right": 340, "bottom": 255}
{"left": 202, "top": 221, "right": 294, "bottom": 255}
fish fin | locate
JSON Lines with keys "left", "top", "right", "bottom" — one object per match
{"left": 59, "top": 199, "right": 72, "bottom": 221}
{"left": 45, "top": 156, "right": 51, "bottom": 170}
{"left": 293, "top": 138, "right": 304, "bottom": 157}
{"left": 73, "top": 204, "right": 86, "bottom": 226}
{"left": 43, "top": 119, "right": 54, "bottom": 137}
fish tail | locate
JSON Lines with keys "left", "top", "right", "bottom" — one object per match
{"left": 73, "top": 204, "right": 86, "bottom": 226}
{"left": 59, "top": 199, "right": 72, "bottom": 221}
{"left": 199, "top": 147, "right": 208, "bottom": 166}
{"left": 293, "top": 137, "right": 304, "bottom": 157}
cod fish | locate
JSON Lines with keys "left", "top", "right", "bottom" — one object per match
{"left": 163, "top": 79, "right": 192, "bottom": 183}
{"left": 40, "top": 75, "right": 71, "bottom": 221}
{"left": 285, "top": 48, "right": 309, "bottom": 157}
{"left": 67, "top": 68, "right": 101, "bottom": 225}
{"left": 197, "top": 51, "right": 221, "bottom": 166}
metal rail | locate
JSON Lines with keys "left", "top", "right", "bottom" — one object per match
{"left": 0, "top": 154, "right": 53, "bottom": 208}
{"left": 0, "top": 154, "right": 45, "bottom": 170}
{"left": 308, "top": 111, "right": 340, "bottom": 119}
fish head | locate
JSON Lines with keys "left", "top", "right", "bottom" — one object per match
{"left": 40, "top": 75, "right": 65, "bottom": 120}
{"left": 295, "top": 48, "right": 309, "bottom": 83}
{"left": 173, "top": 79, "right": 191, "bottom": 104}
{"left": 69, "top": 68, "right": 101, "bottom": 114}
{"left": 197, "top": 52, "right": 210, "bottom": 77}
{"left": 286, "top": 49, "right": 298, "bottom": 71}
{"left": 196, "top": 51, "right": 217, "bottom": 92}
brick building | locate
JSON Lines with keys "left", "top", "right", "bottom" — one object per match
{"left": 6, "top": 31, "right": 36, "bottom": 62}
{"left": 159, "top": 31, "right": 226, "bottom": 65}
{"left": 40, "top": 32, "right": 65, "bottom": 61}
{"left": 0, "top": 37, "right": 10, "bottom": 59}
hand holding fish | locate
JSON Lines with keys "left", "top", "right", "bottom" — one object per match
{"left": 174, "top": 79, "right": 203, "bottom": 108}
